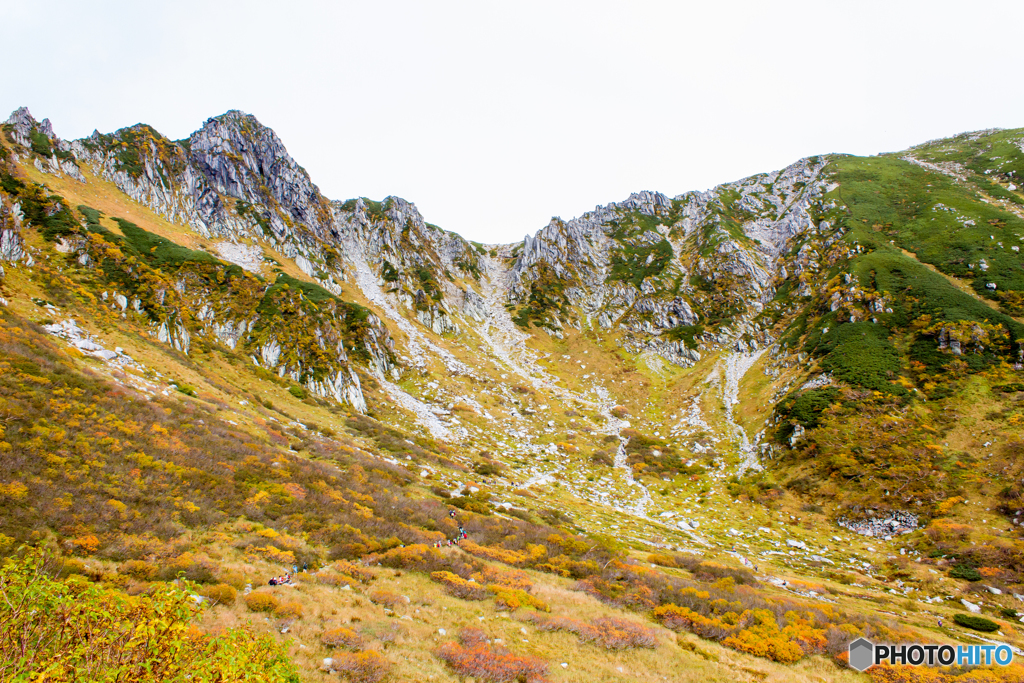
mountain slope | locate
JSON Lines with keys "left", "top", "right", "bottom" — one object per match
{"left": 4, "top": 106, "right": 1024, "bottom": 682}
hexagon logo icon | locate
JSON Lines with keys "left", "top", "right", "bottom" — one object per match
{"left": 848, "top": 637, "right": 875, "bottom": 671}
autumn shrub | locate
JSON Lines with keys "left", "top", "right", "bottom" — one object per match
{"left": 201, "top": 583, "right": 237, "bottom": 606}
{"left": 527, "top": 613, "right": 657, "bottom": 649}
{"left": 334, "top": 559, "right": 376, "bottom": 583}
{"left": 332, "top": 650, "right": 391, "bottom": 683}
{"left": 156, "top": 553, "right": 217, "bottom": 583}
{"left": 217, "top": 569, "right": 248, "bottom": 590}
{"left": 274, "top": 600, "right": 304, "bottom": 620}
{"left": 437, "top": 629, "right": 548, "bottom": 683}
{"left": 474, "top": 565, "right": 533, "bottom": 592}
{"left": 368, "top": 589, "right": 404, "bottom": 608}
{"left": 321, "top": 626, "right": 364, "bottom": 650}
{"left": 588, "top": 616, "right": 658, "bottom": 649}
{"left": 0, "top": 549, "right": 299, "bottom": 682}
{"left": 119, "top": 559, "right": 158, "bottom": 581}
{"left": 245, "top": 591, "right": 281, "bottom": 613}
{"left": 489, "top": 585, "right": 549, "bottom": 612}
{"left": 431, "top": 571, "right": 489, "bottom": 600}
{"left": 318, "top": 572, "right": 359, "bottom": 589}
{"left": 461, "top": 539, "right": 529, "bottom": 565}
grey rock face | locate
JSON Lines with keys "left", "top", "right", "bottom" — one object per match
{"left": 0, "top": 196, "right": 26, "bottom": 263}
{"left": 332, "top": 195, "right": 483, "bottom": 334}
{"left": 4, "top": 107, "right": 38, "bottom": 148}
{"left": 504, "top": 158, "right": 832, "bottom": 359}
{"left": 4, "top": 108, "right": 85, "bottom": 182}
{"left": 69, "top": 111, "right": 332, "bottom": 253}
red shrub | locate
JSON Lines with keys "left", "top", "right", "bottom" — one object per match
{"left": 527, "top": 613, "right": 657, "bottom": 650}
{"left": 437, "top": 641, "right": 548, "bottom": 683}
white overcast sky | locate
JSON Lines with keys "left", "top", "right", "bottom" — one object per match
{"left": 3, "top": 1, "right": 1023, "bottom": 244}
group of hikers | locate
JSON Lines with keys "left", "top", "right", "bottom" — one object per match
{"left": 434, "top": 509, "right": 468, "bottom": 548}
{"left": 268, "top": 563, "right": 308, "bottom": 586}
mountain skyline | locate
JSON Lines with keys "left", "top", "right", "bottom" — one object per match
{"left": 6, "top": 0, "right": 1024, "bottom": 244}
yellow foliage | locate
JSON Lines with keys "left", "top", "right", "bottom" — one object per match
{"left": 244, "top": 591, "right": 280, "bottom": 612}
{"left": 0, "top": 481, "right": 28, "bottom": 500}
{"left": 244, "top": 545, "right": 296, "bottom": 565}
{"left": 461, "top": 540, "right": 528, "bottom": 565}
{"left": 274, "top": 600, "right": 303, "bottom": 620}
{"left": 935, "top": 496, "right": 964, "bottom": 516}
{"left": 488, "top": 585, "right": 549, "bottom": 612}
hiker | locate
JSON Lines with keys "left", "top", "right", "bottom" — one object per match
{"left": 302, "top": 562, "right": 308, "bottom": 572}
{"left": 269, "top": 577, "right": 278, "bottom": 586}
{"left": 938, "top": 617, "right": 943, "bottom": 628}
{"left": 449, "top": 510, "right": 456, "bottom": 519}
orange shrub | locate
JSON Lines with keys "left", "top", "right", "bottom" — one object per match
{"left": 588, "top": 617, "right": 658, "bottom": 650}
{"left": 68, "top": 535, "right": 100, "bottom": 555}
{"left": 201, "top": 583, "right": 237, "bottom": 606}
{"left": 473, "top": 566, "right": 533, "bottom": 592}
{"left": 318, "top": 573, "right": 359, "bottom": 589}
{"left": 274, "top": 600, "right": 303, "bottom": 620}
{"left": 534, "top": 554, "right": 599, "bottom": 578}
{"left": 368, "top": 590, "right": 404, "bottom": 608}
{"left": 461, "top": 540, "right": 528, "bottom": 566}
{"left": 244, "top": 591, "right": 280, "bottom": 613}
{"left": 722, "top": 610, "right": 803, "bottom": 664}
{"left": 119, "top": 560, "right": 158, "bottom": 581}
{"left": 332, "top": 651, "right": 391, "bottom": 683}
{"left": 321, "top": 626, "right": 363, "bottom": 650}
{"left": 431, "top": 571, "right": 489, "bottom": 601}
{"left": 925, "top": 519, "right": 973, "bottom": 543}
{"left": 334, "top": 559, "right": 376, "bottom": 583}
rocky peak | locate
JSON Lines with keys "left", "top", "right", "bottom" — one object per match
{"left": 188, "top": 111, "right": 333, "bottom": 241}
{"left": 619, "top": 190, "right": 672, "bottom": 215}
{"left": 4, "top": 107, "right": 41, "bottom": 148}
{"left": 4, "top": 107, "right": 62, "bottom": 149}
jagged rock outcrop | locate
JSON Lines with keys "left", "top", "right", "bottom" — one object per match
{"left": 3, "top": 107, "right": 85, "bottom": 182}
{"left": 69, "top": 111, "right": 333, "bottom": 252}
{"left": 505, "top": 158, "right": 833, "bottom": 360}
{"left": 333, "top": 196, "right": 484, "bottom": 335}
{"left": 0, "top": 196, "right": 25, "bottom": 262}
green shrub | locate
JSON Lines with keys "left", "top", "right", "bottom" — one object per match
{"left": 952, "top": 613, "right": 999, "bottom": 632}
{"left": 949, "top": 564, "right": 982, "bottom": 581}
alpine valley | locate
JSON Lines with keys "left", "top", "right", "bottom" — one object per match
{"left": 4, "top": 106, "right": 1024, "bottom": 682}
